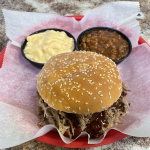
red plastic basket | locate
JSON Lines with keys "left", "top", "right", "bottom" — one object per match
{"left": 0, "top": 15, "right": 149, "bottom": 148}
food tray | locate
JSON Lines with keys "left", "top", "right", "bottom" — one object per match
{"left": 0, "top": 15, "right": 148, "bottom": 148}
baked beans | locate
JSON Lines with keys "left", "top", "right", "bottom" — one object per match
{"left": 79, "top": 30, "right": 129, "bottom": 61}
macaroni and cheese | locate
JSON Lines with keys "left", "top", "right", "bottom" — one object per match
{"left": 24, "top": 30, "right": 74, "bottom": 63}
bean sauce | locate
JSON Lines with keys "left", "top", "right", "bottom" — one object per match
{"left": 79, "top": 30, "right": 129, "bottom": 61}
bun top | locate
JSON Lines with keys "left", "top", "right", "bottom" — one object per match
{"left": 37, "top": 51, "right": 122, "bottom": 115}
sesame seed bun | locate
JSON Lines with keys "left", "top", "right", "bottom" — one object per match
{"left": 37, "top": 51, "right": 122, "bottom": 115}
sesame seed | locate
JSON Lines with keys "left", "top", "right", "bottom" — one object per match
{"left": 77, "top": 84, "right": 81, "bottom": 88}
{"left": 85, "top": 102, "right": 88, "bottom": 105}
{"left": 71, "top": 98, "right": 74, "bottom": 100}
{"left": 59, "top": 100, "right": 62, "bottom": 103}
{"left": 100, "top": 94, "right": 103, "bottom": 96}
{"left": 87, "top": 109, "right": 89, "bottom": 112}
{"left": 93, "top": 97, "right": 96, "bottom": 100}
{"left": 95, "top": 87, "right": 97, "bottom": 90}
{"left": 98, "top": 91, "right": 101, "bottom": 94}
{"left": 100, "top": 101, "right": 103, "bottom": 103}
{"left": 88, "top": 80, "right": 92, "bottom": 82}
{"left": 79, "top": 107, "right": 81, "bottom": 110}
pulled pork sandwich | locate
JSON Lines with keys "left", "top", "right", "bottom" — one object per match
{"left": 37, "top": 51, "right": 129, "bottom": 139}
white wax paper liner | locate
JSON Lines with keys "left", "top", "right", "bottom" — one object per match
{"left": 1, "top": 1, "right": 148, "bottom": 149}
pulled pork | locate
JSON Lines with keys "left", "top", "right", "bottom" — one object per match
{"left": 37, "top": 84, "right": 129, "bottom": 139}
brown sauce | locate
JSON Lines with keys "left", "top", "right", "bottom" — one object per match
{"left": 79, "top": 30, "right": 129, "bottom": 61}
{"left": 85, "top": 110, "right": 109, "bottom": 139}
{"left": 65, "top": 98, "right": 125, "bottom": 139}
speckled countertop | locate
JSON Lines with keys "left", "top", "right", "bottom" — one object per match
{"left": 0, "top": 0, "right": 150, "bottom": 150}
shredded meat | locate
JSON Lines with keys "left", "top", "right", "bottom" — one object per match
{"left": 37, "top": 84, "right": 129, "bottom": 139}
